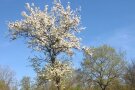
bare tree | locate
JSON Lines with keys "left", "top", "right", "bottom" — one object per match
{"left": 20, "top": 76, "right": 31, "bottom": 90}
{"left": 0, "top": 66, "right": 16, "bottom": 90}
{"left": 82, "top": 45, "right": 126, "bottom": 90}
{"left": 124, "top": 59, "right": 135, "bottom": 90}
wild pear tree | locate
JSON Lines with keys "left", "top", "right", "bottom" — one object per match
{"left": 8, "top": 0, "right": 84, "bottom": 90}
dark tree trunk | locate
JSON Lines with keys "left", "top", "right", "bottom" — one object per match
{"left": 56, "top": 76, "right": 61, "bottom": 90}
{"left": 101, "top": 86, "right": 107, "bottom": 90}
{"left": 51, "top": 55, "right": 56, "bottom": 67}
{"left": 57, "top": 85, "right": 61, "bottom": 90}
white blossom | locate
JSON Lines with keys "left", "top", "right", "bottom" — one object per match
{"left": 82, "top": 46, "right": 93, "bottom": 56}
{"left": 8, "top": 0, "right": 84, "bottom": 89}
{"left": 8, "top": 1, "right": 82, "bottom": 56}
{"left": 38, "top": 60, "right": 73, "bottom": 87}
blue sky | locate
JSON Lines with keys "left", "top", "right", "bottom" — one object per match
{"left": 0, "top": 0, "right": 135, "bottom": 80}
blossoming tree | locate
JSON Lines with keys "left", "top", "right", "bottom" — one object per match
{"left": 8, "top": 0, "right": 85, "bottom": 90}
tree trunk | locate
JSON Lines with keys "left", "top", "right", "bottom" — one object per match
{"left": 101, "top": 86, "right": 107, "bottom": 90}
{"left": 51, "top": 56, "right": 56, "bottom": 65}
{"left": 57, "top": 85, "right": 61, "bottom": 90}
{"left": 56, "top": 76, "right": 61, "bottom": 90}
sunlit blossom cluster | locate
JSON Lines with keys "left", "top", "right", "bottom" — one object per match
{"left": 82, "top": 46, "right": 93, "bottom": 56}
{"left": 8, "top": 1, "right": 82, "bottom": 56}
{"left": 38, "top": 60, "right": 72, "bottom": 86}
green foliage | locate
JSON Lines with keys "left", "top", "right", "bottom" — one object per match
{"left": 82, "top": 45, "right": 126, "bottom": 90}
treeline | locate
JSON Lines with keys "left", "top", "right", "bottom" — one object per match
{"left": 0, "top": 45, "right": 135, "bottom": 90}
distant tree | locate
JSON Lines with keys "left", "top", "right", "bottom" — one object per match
{"left": 62, "top": 69, "right": 84, "bottom": 90}
{"left": 20, "top": 76, "right": 31, "bottom": 90}
{"left": 82, "top": 45, "right": 126, "bottom": 90}
{"left": 8, "top": 0, "right": 85, "bottom": 89}
{"left": 0, "top": 66, "right": 16, "bottom": 90}
{"left": 12, "top": 81, "right": 18, "bottom": 90}
{"left": 124, "top": 60, "right": 135, "bottom": 90}
{"left": 0, "top": 80, "right": 9, "bottom": 90}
